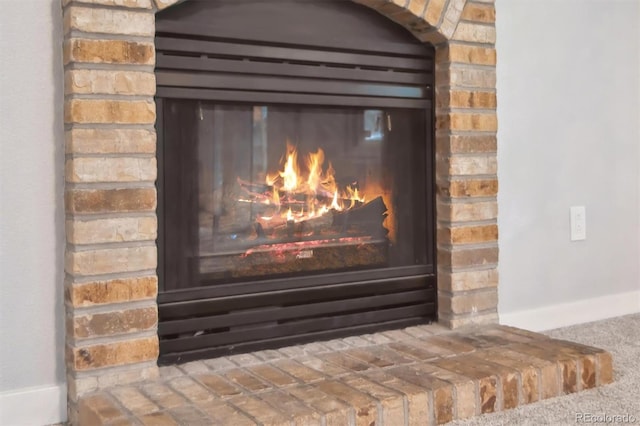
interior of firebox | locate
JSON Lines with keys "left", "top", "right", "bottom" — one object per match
{"left": 161, "top": 101, "right": 428, "bottom": 289}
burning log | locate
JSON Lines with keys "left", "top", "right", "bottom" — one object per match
{"left": 237, "top": 178, "right": 272, "bottom": 194}
{"left": 332, "top": 195, "right": 387, "bottom": 233}
{"left": 256, "top": 210, "right": 334, "bottom": 238}
{"left": 251, "top": 196, "right": 387, "bottom": 241}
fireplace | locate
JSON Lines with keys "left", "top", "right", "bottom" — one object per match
{"left": 154, "top": 0, "right": 436, "bottom": 363}
{"left": 63, "top": 0, "right": 499, "bottom": 405}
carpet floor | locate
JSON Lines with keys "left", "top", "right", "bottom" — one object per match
{"left": 449, "top": 313, "right": 640, "bottom": 426}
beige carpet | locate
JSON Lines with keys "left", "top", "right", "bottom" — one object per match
{"left": 450, "top": 313, "right": 640, "bottom": 425}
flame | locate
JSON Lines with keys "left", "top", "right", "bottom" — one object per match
{"left": 331, "top": 190, "right": 341, "bottom": 211}
{"left": 345, "top": 185, "right": 365, "bottom": 208}
{"left": 306, "top": 148, "right": 324, "bottom": 194}
{"left": 280, "top": 146, "right": 299, "bottom": 191}
{"left": 261, "top": 144, "right": 383, "bottom": 225}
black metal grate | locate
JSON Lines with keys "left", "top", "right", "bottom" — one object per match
{"left": 159, "top": 275, "right": 436, "bottom": 364}
{"left": 155, "top": 35, "right": 434, "bottom": 108}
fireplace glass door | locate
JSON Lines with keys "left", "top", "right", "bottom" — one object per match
{"left": 161, "top": 101, "right": 429, "bottom": 291}
{"left": 155, "top": 0, "right": 436, "bottom": 362}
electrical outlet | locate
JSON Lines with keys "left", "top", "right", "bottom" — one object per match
{"left": 570, "top": 206, "right": 586, "bottom": 241}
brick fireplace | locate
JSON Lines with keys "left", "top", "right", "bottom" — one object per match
{"left": 62, "top": 0, "right": 498, "bottom": 412}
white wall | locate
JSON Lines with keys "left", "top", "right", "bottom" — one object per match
{"left": 0, "top": 1, "right": 66, "bottom": 424}
{"left": 496, "top": 0, "right": 640, "bottom": 330}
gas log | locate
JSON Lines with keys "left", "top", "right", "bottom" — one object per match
{"left": 256, "top": 211, "right": 334, "bottom": 238}
{"left": 252, "top": 196, "right": 387, "bottom": 239}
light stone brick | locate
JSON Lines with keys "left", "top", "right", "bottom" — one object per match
{"left": 94, "top": 365, "right": 159, "bottom": 389}
{"left": 597, "top": 352, "right": 613, "bottom": 385}
{"left": 154, "top": 0, "right": 183, "bottom": 11}
{"left": 141, "top": 382, "right": 188, "bottom": 410}
{"left": 159, "top": 366, "right": 185, "bottom": 380}
{"left": 65, "top": 245, "right": 157, "bottom": 276}
{"left": 168, "top": 377, "right": 216, "bottom": 403}
{"left": 66, "top": 129, "right": 156, "bottom": 154}
{"left": 441, "top": 312, "right": 499, "bottom": 329}
{"left": 228, "top": 353, "right": 263, "bottom": 367}
{"left": 449, "top": 155, "right": 498, "bottom": 175}
{"left": 77, "top": 394, "right": 128, "bottom": 424}
{"left": 67, "top": 375, "right": 98, "bottom": 401}
{"left": 461, "top": 2, "right": 495, "bottom": 23}
{"left": 448, "top": 90, "right": 497, "bottom": 109}
{"left": 445, "top": 67, "right": 497, "bottom": 89}
{"left": 139, "top": 412, "right": 181, "bottom": 426}
{"left": 65, "top": 99, "right": 155, "bottom": 124}
{"left": 439, "top": 268, "right": 499, "bottom": 292}
{"left": 424, "top": 0, "right": 446, "bottom": 26}
{"left": 63, "top": 0, "right": 153, "bottom": 8}
{"left": 376, "top": 1, "right": 407, "bottom": 17}
{"left": 67, "top": 217, "right": 156, "bottom": 245}
{"left": 438, "top": 244, "right": 499, "bottom": 270}
{"left": 65, "top": 70, "right": 156, "bottom": 95}
{"left": 66, "top": 157, "right": 156, "bottom": 183}
{"left": 438, "top": 0, "right": 466, "bottom": 39}
{"left": 110, "top": 386, "right": 160, "bottom": 415}
{"left": 451, "top": 200, "right": 499, "bottom": 221}
{"left": 453, "top": 22, "right": 496, "bottom": 44}
{"left": 438, "top": 113, "right": 498, "bottom": 132}
{"left": 441, "top": 178, "right": 499, "bottom": 198}
{"left": 438, "top": 224, "right": 498, "bottom": 245}
{"left": 70, "top": 306, "right": 157, "bottom": 339}
{"left": 407, "top": 0, "right": 427, "bottom": 17}
{"left": 439, "top": 289, "right": 498, "bottom": 315}
{"left": 414, "top": 29, "right": 447, "bottom": 44}
{"left": 179, "top": 361, "right": 210, "bottom": 375}
{"left": 437, "top": 135, "right": 497, "bottom": 155}
{"left": 66, "top": 187, "right": 157, "bottom": 214}
{"left": 340, "top": 376, "right": 404, "bottom": 425}
{"left": 437, "top": 200, "right": 498, "bottom": 222}
{"left": 67, "top": 276, "right": 157, "bottom": 307}
{"left": 203, "top": 357, "right": 237, "bottom": 371}
{"left": 438, "top": 44, "right": 497, "bottom": 66}
{"left": 65, "top": 6, "right": 154, "bottom": 36}
{"left": 64, "top": 38, "right": 155, "bottom": 65}
{"left": 69, "top": 337, "right": 159, "bottom": 370}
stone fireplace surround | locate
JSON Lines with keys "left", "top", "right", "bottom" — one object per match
{"left": 62, "top": 0, "right": 499, "bottom": 412}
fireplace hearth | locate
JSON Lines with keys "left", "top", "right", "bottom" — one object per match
{"left": 154, "top": 0, "right": 436, "bottom": 363}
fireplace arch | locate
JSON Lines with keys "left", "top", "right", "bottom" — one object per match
{"left": 62, "top": 0, "right": 498, "bottom": 406}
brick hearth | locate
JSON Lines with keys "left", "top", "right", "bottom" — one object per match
{"left": 75, "top": 324, "right": 613, "bottom": 425}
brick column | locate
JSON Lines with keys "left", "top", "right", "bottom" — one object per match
{"left": 433, "top": 1, "right": 499, "bottom": 327}
{"left": 62, "top": 0, "right": 160, "bottom": 416}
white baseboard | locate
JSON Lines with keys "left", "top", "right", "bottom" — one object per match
{"left": 499, "top": 290, "right": 640, "bottom": 332}
{"left": 0, "top": 383, "right": 66, "bottom": 426}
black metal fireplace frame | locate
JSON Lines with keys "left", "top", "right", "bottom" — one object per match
{"left": 154, "top": 0, "right": 437, "bottom": 364}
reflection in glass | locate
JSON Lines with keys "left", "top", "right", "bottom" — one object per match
{"left": 161, "top": 101, "right": 427, "bottom": 289}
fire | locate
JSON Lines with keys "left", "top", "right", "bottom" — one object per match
{"left": 280, "top": 147, "right": 299, "bottom": 192}
{"left": 264, "top": 144, "right": 368, "bottom": 223}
